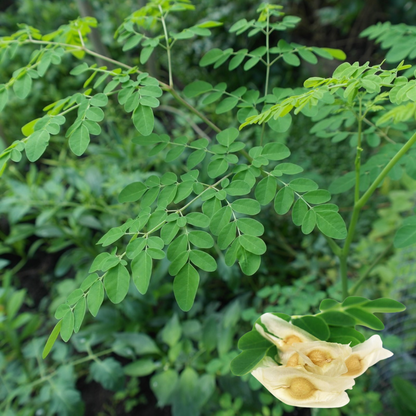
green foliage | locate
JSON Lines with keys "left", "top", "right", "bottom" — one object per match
{"left": 392, "top": 377, "right": 416, "bottom": 414}
{"left": 0, "top": 0, "right": 414, "bottom": 415}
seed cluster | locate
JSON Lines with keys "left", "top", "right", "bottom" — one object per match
{"left": 251, "top": 314, "right": 394, "bottom": 408}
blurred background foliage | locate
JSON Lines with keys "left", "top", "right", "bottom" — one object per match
{"left": 0, "top": 0, "right": 415, "bottom": 415}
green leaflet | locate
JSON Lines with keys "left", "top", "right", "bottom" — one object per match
{"left": 151, "top": 369, "right": 179, "bottom": 407}
{"left": 166, "top": 145, "right": 185, "bottom": 162}
{"left": 140, "top": 46, "right": 155, "bottom": 64}
{"left": 124, "top": 358, "right": 157, "bottom": 377}
{"left": 126, "top": 238, "right": 147, "bottom": 259}
{"left": 86, "top": 107, "right": 104, "bottom": 122}
{"left": 73, "top": 297, "right": 86, "bottom": 333}
{"left": 67, "top": 289, "right": 84, "bottom": 305}
{"left": 292, "top": 316, "right": 329, "bottom": 340}
{"left": 329, "top": 172, "right": 355, "bottom": 194}
{"left": 274, "top": 187, "right": 294, "bottom": 215}
{"left": 345, "top": 307, "right": 384, "bottom": 330}
{"left": 87, "top": 281, "right": 104, "bottom": 316}
{"left": 230, "top": 330, "right": 274, "bottom": 376}
{"left": 225, "top": 180, "right": 251, "bottom": 196}
{"left": 189, "top": 250, "right": 217, "bottom": 272}
{"left": 60, "top": 310, "right": 74, "bottom": 342}
{"left": 118, "top": 182, "right": 147, "bottom": 203}
{"left": 216, "top": 97, "right": 239, "bottom": 114}
{"left": 282, "top": 52, "right": 300, "bottom": 66}
{"left": 69, "top": 124, "right": 90, "bottom": 156}
{"left": 303, "top": 189, "right": 331, "bottom": 204}
{"left": 169, "top": 251, "right": 190, "bottom": 276}
{"left": 90, "top": 93, "right": 108, "bottom": 107}
{"left": 237, "top": 247, "right": 261, "bottom": 275}
{"left": 238, "top": 235, "right": 266, "bottom": 255}
{"left": 183, "top": 80, "right": 213, "bottom": 97}
{"left": 392, "top": 377, "right": 416, "bottom": 413}
{"left": 207, "top": 158, "right": 228, "bottom": 178}
{"left": 236, "top": 218, "right": 264, "bottom": 236}
{"left": 0, "top": 86, "right": 9, "bottom": 112}
{"left": 90, "top": 358, "right": 124, "bottom": 391}
{"left": 218, "top": 222, "right": 237, "bottom": 249}
{"left": 314, "top": 209, "right": 347, "bottom": 240}
{"left": 289, "top": 178, "right": 318, "bottom": 192}
{"left": 173, "top": 263, "right": 200, "bottom": 311}
{"left": 292, "top": 198, "right": 308, "bottom": 226}
{"left": 13, "top": 72, "right": 32, "bottom": 99}
{"left": 186, "top": 212, "right": 210, "bottom": 228}
{"left": 255, "top": 176, "right": 277, "bottom": 205}
{"left": 131, "top": 251, "right": 153, "bottom": 294}
{"left": 161, "top": 222, "right": 180, "bottom": 245}
{"left": 104, "top": 264, "right": 130, "bottom": 304}
{"left": 25, "top": 130, "right": 50, "bottom": 162}
{"left": 318, "top": 296, "right": 405, "bottom": 331}
{"left": 301, "top": 209, "right": 316, "bottom": 234}
{"left": 187, "top": 149, "right": 206, "bottom": 169}
{"left": 229, "top": 52, "right": 247, "bottom": 71}
{"left": 158, "top": 184, "right": 177, "bottom": 208}
{"left": 188, "top": 231, "right": 214, "bottom": 248}
{"left": 167, "top": 234, "right": 188, "bottom": 261}
{"left": 199, "top": 49, "right": 223, "bottom": 67}
{"left": 97, "top": 226, "right": 125, "bottom": 247}
{"left": 394, "top": 217, "right": 416, "bottom": 248}
{"left": 210, "top": 206, "right": 232, "bottom": 236}
{"left": 261, "top": 143, "right": 291, "bottom": 160}
{"left": 42, "top": 320, "right": 62, "bottom": 359}
{"left": 231, "top": 198, "right": 261, "bottom": 215}
{"left": 132, "top": 104, "right": 154, "bottom": 135}
{"left": 216, "top": 128, "right": 239, "bottom": 146}
{"left": 298, "top": 48, "right": 318, "bottom": 64}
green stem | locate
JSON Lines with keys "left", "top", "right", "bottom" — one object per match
{"left": 356, "top": 131, "right": 416, "bottom": 210}
{"left": 349, "top": 242, "right": 393, "bottom": 295}
{"left": 260, "top": 11, "right": 270, "bottom": 147}
{"left": 338, "top": 99, "right": 363, "bottom": 299}
{"left": 363, "top": 117, "right": 396, "bottom": 144}
{"left": 324, "top": 235, "right": 342, "bottom": 257}
{"left": 158, "top": 6, "right": 173, "bottom": 87}
{"left": 354, "top": 98, "right": 363, "bottom": 204}
{"left": 340, "top": 131, "right": 416, "bottom": 297}
{"left": 339, "top": 255, "right": 349, "bottom": 300}
{"left": 166, "top": 86, "right": 221, "bottom": 133}
{"left": 264, "top": 11, "right": 270, "bottom": 97}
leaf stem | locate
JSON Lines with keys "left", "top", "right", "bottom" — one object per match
{"left": 363, "top": 117, "right": 396, "bottom": 144}
{"left": 158, "top": 5, "right": 173, "bottom": 87}
{"left": 354, "top": 97, "right": 363, "bottom": 204}
{"left": 349, "top": 242, "right": 393, "bottom": 295}
{"left": 260, "top": 10, "right": 270, "bottom": 147}
{"left": 166, "top": 86, "right": 221, "bottom": 133}
{"left": 264, "top": 11, "right": 270, "bottom": 97}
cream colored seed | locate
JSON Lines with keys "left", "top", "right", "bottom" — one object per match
{"left": 286, "top": 353, "right": 300, "bottom": 367}
{"left": 284, "top": 335, "right": 302, "bottom": 346}
{"left": 344, "top": 354, "right": 362, "bottom": 376}
{"left": 287, "top": 377, "right": 316, "bottom": 400}
{"left": 308, "top": 349, "right": 333, "bottom": 367}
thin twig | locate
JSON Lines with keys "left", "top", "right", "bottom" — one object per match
{"left": 157, "top": 105, "right": 210, "bottom": 139}
{"left": 363, "top": 117, "right": 396, "bottom": 144}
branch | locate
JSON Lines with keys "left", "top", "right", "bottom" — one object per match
{"left": 349, "top": 242, "right": 394, "bottom": 295}
{"left": 363, "top": 117, "right": 396, "bottom": 144}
